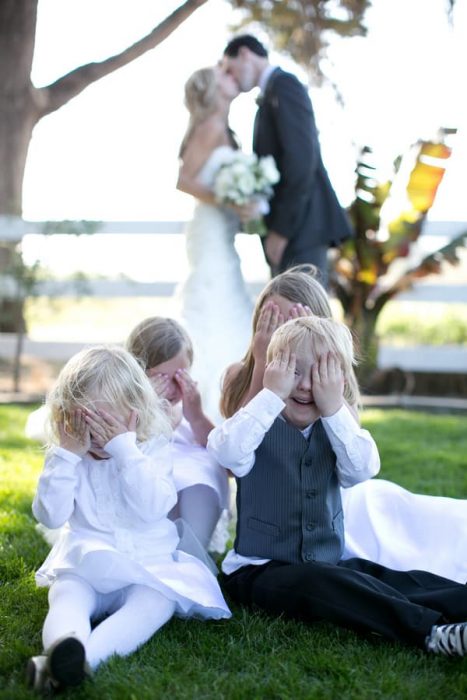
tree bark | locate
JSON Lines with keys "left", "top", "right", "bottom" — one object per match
{"left": 0, "top": 0, "right": 40, "bottom": 215}
{"left": 0, "top": 0, "right": 208, "bottom": 338}
{"left": 0, "top": 0, "right": 208, "bottom": 215}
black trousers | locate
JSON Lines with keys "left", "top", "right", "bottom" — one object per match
{"left": 222, "top": 558, "right": 467, "bottom": 648}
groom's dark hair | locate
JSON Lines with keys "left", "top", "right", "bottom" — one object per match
{"left": 224, "top": 34, "right": 268, "bottom": 58}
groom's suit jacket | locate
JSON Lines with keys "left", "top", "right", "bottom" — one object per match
{"left": 253, "top": 68, "right": 354, "bottom": 273}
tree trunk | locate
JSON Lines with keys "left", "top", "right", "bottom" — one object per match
{"left": 0, "top": 0, "right": 39, "bottom": 215}
{"left": 0, "top": 0, "right": 208, "bottom": 334}
{"left": 345, "top": 306, "right": 381, "bottom": 393}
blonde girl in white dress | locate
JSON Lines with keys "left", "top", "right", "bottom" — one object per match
{"left": 176, "top": 66, "right": 260, "bottom": 422}
{"left": 28, "top": 346, "right": 230, "bottom": 693}
{"left": 126, "top": 316, "right": 230, "bottom": 553}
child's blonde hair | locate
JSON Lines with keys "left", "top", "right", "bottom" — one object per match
{"left": 125, "top": 317, "right": 193, "bottom": 371}
{"left": 220, "top": 265, "right": 333, "bottom": 417}
{"left": 46, "top": 345, "right": 171, "bottom": 446}
{"left": 267, "top": 316, "right": 360, "bottom": 407}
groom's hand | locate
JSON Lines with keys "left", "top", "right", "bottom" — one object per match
{"left": 265, "top": 231, "right": 288, "bottom": 267}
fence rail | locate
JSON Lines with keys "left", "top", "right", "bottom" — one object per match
{"left": 1, "top": 217, "right": 466, "bottom": 302}
{"left": 1, "top": 216, "right": 466, "bottom": 376}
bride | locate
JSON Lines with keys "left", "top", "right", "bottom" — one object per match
{"left": 175, "top": 66, "right": 261, "bottom": 423}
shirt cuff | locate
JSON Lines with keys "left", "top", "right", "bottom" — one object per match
{"left": 104, "top": 431, "right": 138, "bottom": 458}
{"left": 321, "top": 404, "right": 359, "bottom": 440}
{"left": 244, "top": 388, "right": 285, "bottom": 428}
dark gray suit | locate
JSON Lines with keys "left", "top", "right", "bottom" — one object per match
{"left": 254, "top": 68, "right": 354, "bottom": 279}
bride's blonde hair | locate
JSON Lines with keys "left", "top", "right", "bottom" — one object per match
{"left": 179, "top": 67, "right": 218, "bottom": 157}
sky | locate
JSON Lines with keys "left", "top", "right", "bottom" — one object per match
{"left": 20, "top": 0, "right": 467, "bottom": 283}
{"left": 23, "top": 0, "right": 467, "bottom": 222}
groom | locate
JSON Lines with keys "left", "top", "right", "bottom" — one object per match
{"left": 223, "top": 34, "right": 354, "bottom": 284}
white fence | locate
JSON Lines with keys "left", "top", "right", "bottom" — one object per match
{"left": 1, "top": 217, "right": 466, "bottom": 373}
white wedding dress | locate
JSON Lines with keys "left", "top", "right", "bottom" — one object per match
{"left": 176, "top": 146, "right": 254, "bottom": 423}
{"left": 342, "top": 479, "right": 467, "bottom": 583}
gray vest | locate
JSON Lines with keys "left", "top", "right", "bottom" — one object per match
{"left": 235, "top": 417, "right": 344, "bottom": 565}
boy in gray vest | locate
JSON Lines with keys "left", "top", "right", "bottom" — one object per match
{"left": 208, "top": 316, "right": 467, "bottom": 656}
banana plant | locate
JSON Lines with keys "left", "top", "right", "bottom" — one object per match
{"left": 331, "top": 128, "right": 466, "bottom": 388}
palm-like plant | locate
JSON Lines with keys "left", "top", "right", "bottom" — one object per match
{"left": 331, "top": 128, "right": 466, "bottom": 389}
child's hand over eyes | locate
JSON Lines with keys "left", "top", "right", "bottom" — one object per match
{"left": 58, "top": 409, "right": 90, "bottom": 456}
{"left": 147, "top": 371, "right": 170, "bottom": 400}
{"left": 84, "top": 408, "right": 137, "bottom": 448}
{"left": 312, "top": 353, "right": 344, "bottom": 417}
{"left": 175, "top": 369, "right": 203, "bottom": 424}
{"left": 252, "top": 301, "right": 284, "bottom": 364}
{"left": 264, "top": 349, "right": 296, "bottom": 400}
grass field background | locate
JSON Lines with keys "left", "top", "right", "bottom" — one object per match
{"left": 1, "top": 405, "right": 466, "bottom": 699}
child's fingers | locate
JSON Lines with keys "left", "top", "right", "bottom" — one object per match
{"left": 128, "top": 410, "right": 138, "bottom": 432}
{"left": 175, "top": 369, "right": 197, "bottom": 395}
{"left": 318, "top": 353, "right": 329, "bottom": 382}
{"left": 257, "top": 302, "right": 273, "bottom": 330}
{"left": 288, "top": 352, "right": 296, "bottom": 371}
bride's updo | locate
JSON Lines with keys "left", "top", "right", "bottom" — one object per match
{"left": 184, "top": 67, "right": 217, "bottom": 119}
{"left": 179, "top": 67, "right": 217, "bottom": 156}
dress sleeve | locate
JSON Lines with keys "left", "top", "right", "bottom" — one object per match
{"left": 32, "top": 447, "right": 81, "bottom": 528}
{"left": 105, "top": 432, "right": 177, "bottom": 522}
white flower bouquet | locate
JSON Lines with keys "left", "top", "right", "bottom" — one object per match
{"left": 213, "top": 152, "right": 280, "bottom": 236}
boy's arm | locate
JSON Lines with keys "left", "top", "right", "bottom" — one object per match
{"left": 311, "top": 352, "right": 379, "bottom": 486}
{"left": 321, "top": 405, "right": 380, "bottom": 487}
{"left": 207, "top": 388, "right": 285, "bottom": 477}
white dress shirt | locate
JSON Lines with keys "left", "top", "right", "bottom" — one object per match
{"left": 207, "top": 389, "right": 380, "bottom": 574}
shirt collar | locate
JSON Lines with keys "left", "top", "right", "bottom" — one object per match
{"left": 258, "top": 64, "right": 277, "bottom": 95}
{"left": 278, "top": 413, "right": 315, "bottom": 439}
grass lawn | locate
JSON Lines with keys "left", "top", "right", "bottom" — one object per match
{"left": 1, "top": 405, "right": 466, "bottom": 699}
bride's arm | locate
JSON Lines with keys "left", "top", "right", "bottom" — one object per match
{"left": 177, "top": 120, "right": 260, "bottom": 222}
{"left": 177, "top": 119, "right": 224, "bottom": 205}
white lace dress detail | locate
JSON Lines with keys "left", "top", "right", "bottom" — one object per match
{"left": 176, "top": 146, "right": 254, "bottom": 423}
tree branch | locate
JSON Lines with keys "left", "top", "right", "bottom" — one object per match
{"left": 34, "top": 0, "right": 208, "bottom": 118}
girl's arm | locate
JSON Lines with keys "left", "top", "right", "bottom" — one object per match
{"left": 32, "top": 410, "right": 89, "bottom": 528}
{"left": 177, "top": 119, "right": 226, "bottom": 205}
{"left": 312, "top": 354, "right": 380, "bottom": 486}
{"left": 174, "top": 369, "right": 214, "bottom": 446}
{"left": 209, "top": 350, "right": 296, "bottom": 476}
{"left": 177, "top": 119, "right": 260, "bottom": 221}
{"left": 106, "top": 433, "right": 177, "bottom": 521}
{"left": 85, "top": 408, "right": 177, "bottom": 521}
{"left": 32, "top": 448, "right": 81, "bottom": 528}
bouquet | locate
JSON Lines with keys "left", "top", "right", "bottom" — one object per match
{"left": 213, "top": 152, "right": 280, "bottom": 236}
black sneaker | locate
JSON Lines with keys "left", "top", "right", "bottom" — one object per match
{"left": 425, "top": 622, "right": 467, "bottom": 657}
{"left": 47, "top": 637, "right": 89, "bottom": 687}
